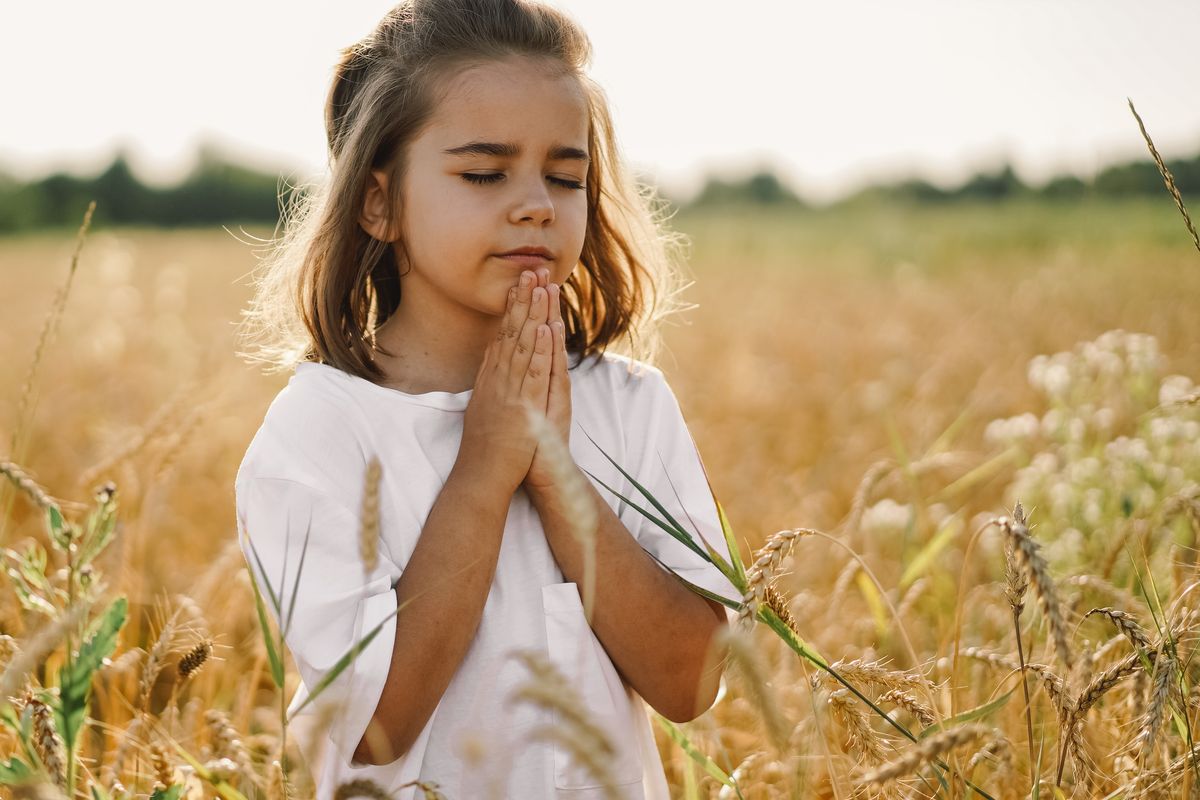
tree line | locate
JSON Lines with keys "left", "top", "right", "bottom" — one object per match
{"left": 1, "top": 144, "right": 1198, "bottom": 232}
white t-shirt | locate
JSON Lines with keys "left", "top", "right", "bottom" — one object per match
{"left": 234, "top": 351, "right": 740, "bottom": 800}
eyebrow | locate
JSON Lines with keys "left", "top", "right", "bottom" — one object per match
{"left": 442, "top": 140, "right": 591, "bottom": 163}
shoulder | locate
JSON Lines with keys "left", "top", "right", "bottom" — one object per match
{"left": 236, "top": 362, "right": 372, "bottom": 492}
{"left": 570, "top": 350, "right": 671, "bottom": 411}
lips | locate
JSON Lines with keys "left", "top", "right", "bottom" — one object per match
{"left": 496, "top": 253, "right": 552, "bottom": 268}
{"left": 497, "top": 246, "right": 552, "bottom": 258}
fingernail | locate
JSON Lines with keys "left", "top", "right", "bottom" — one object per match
{"left": 520, "top": 273, "right": 531, "bottom": 288}
{"left": 534, "top": 287, "right": 544, "bottom": 302}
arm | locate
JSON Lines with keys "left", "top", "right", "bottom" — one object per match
{"left": 526, "top": 470, "right": 730, "bottom": 724}
{"left": 352, "top": 454, "right": 512, "bottom": 766}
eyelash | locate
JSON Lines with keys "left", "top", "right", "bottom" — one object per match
{"left": 461, "top": 173, "right": 585, "bottom": 191}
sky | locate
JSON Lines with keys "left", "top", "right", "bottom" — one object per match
{"left": 4, "top": 1, "right": 1200, "bottom": 204}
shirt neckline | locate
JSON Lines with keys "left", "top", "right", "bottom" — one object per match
{"left": 295, "top": 361, "right": 473, "bottom": 411}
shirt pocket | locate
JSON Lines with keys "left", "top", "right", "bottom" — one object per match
{"left": 541, "top": 581, "right": 645, "bottom": 790}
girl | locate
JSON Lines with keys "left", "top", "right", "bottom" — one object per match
{"left": 234, "top": 0, "right": 740, "bottom": 797}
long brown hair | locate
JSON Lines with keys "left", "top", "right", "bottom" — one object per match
{"left": 236, "top": 0, "right": 693, "bottom": 382}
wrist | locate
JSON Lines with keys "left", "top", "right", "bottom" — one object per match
{"left": 447, "top": 456, "right": 516, "bottom": 512}
{"left": 524, "top": 462, "right": 586, "bottom": 508}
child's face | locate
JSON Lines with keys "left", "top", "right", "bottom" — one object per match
{"left": 377, "top": 55, "right": 590, "bottom": 318}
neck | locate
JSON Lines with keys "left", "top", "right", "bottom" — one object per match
{"left": 371, "top": 281, "right": 502, "bottom": 395}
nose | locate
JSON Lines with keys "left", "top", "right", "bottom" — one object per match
{"left": 509, "top": 173, "right": 555, "bottom": 226}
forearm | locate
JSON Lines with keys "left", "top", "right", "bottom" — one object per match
{"left": 353, "top": 456, "right": 512, "bottom": 766}
{"left": 527, "top": 467, "right": 729, "bottom": 723}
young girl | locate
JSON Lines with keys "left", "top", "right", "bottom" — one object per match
{"left": 234, "top": 1, "right": 740, "bottom": 797}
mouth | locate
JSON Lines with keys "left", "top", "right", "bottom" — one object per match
{"left": 494, "top": 253, "right": 553, "bottom": 267}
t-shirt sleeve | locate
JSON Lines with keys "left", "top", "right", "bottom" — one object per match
{"left": 614, "top": 367, "right": 741, "bottom": 610}
{"left": 235, "top": 475, "right": 402, "bottom": 760}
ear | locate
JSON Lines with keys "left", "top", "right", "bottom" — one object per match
{"left": 359, "top": 169, "right": 398, "bottom": 242}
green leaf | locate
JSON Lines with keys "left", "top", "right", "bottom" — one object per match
{"left": 649, "top": 550, "right": 737, "bottom": 608}
{"left": 150, "top": 786, "right": 185, "bottom": 800}
{"left": 653, "top": 714, "right": 734, "bottom": 787}
{"left": 77, "top": 492, "right": 118, "bottom": 568}
{"left": 46, "top": 505, "right": 69, "bottom": 551}
{"left": 919, "top": 689, "right": 1014, "bottom": 739}
{"left": 581, "top": 466, "right": 709, "bottom": 563}
{"left": 712, "top": 494, "right": 746, "bottom": 585}
{"left": 287, "top": 598, "right": 412, "bottom": 721}
{"left": 240, "top": 528, "right": 280, "bottom": 616}
{"left": 55, "top": 596, "right": 127, "bottom": 759}
{"left": 172, "top": 743, "right": 249, "bottom": 800}
{"left": 245, "top": 563, "right": 285, "bottom": 689}
{"left": 282, "top": 521, "right": 313, "bottom": 640}
{"left": 580, "top": 429, "right": 707, "bottom": 560}
{"left": 0, "top": 757, "right": 33, "bottom": 784}
{"left": 91, "top": 785, "right": 112, "bottom": 800}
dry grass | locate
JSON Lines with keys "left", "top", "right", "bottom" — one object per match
{"left": 1, "top": 196, "right": 1199, "bottom": 796}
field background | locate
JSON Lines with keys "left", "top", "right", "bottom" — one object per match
{"left": 2, "top": 196, "right": 1199, "bottom": 797}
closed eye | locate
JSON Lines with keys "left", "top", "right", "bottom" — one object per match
{"left": 461, "top": 173, "right": 585, "bottom": 191}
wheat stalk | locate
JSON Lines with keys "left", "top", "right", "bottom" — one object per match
{"left": 140, "top": 606, "right": 182, "bottom": 711}
{"left": 1137, "top": 650, "right": 1179, "bottom": 768}
{"left": 359, "top": 456, "right": 381, "bottom": 574}
{"left": 177, "top": 639, "right": 212, "bottom": 681}
{"left": 995, "top": 504, "right": 1072, "bottom": 669}
{"left": 504, "top": 648, "right": 622, "bottom": 796}
{"left": 204, "top": 709, "right": 259, "bottom": 791}
{"left": 149, "top": 739, "right": 174, "bottom": 790}
{"left": 27, "top": 693, "right": 66, "bottom": 789}
{"left": 826, "top": 688, "right": 887, "bottom": 765}
{"left": 739, "top": 528, "right": 818, "bottom": 628}
{"left": 0, "top": 460, "right": 60, "bottom": 512}
{"left": 878, "top": 688, "right": 936, "bottom": 727}
{"left": 718, "top": 625, "right": 791, "bottom": 750}
{"left": 523, "top": 404, "right": 599, "bottom": 618}
{"left": 0, "top": 603, "right": 90, "bottom": 701}
{"left": 1127, "top": 98, "right": 1200, "bottom": 255}
{"left": 1085, "top": 607, "right": 1153, "bottom": 652}
{"left": 855, "top": 722, "right": 990, "bottom": 784}
{"left": 5, "top": 202, "right": 95, "bottom": 469}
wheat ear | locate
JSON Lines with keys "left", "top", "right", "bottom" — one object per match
{"left": 1128, "top": 98, "right": 1200, "bottom": 255}
{"left": 996, "top": 504, "right": 1072, "bottom": 669}
{"left": 359, "top": 457, "right": 381, "bottom": 573}
{"left": 856, "top": 723, "right": 991, "bottom": 785}
{"left": 739, "top": 528, "right": 818, "bottom": 628}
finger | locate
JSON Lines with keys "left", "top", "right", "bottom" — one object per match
{"left": 548, "top": 319, "right": 568, "bottom": 401}
{"left": 547, "top": 282, "right": 562, "bottom": 330}
{"left": 497, "top": 271, "right": 535, "bottom": 377}
{"left": 521, "top": 323, "right": 553, "bottom": 407}
{"left": 509, "top": 285, "right": 548, "bottom": 391}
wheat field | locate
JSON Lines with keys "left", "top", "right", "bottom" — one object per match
{"left": 2, "top": 196, "right": 1199, "bottom": 798}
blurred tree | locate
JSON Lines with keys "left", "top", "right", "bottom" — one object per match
{"left": 689, "top": 169, "right": 806, "bottom": 208}
{"left": 2, "top": 141, "right": 1199, "bottom": 231}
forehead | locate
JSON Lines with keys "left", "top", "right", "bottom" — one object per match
{"left": 423, "top": 56, "right": 590, "bottom": 147}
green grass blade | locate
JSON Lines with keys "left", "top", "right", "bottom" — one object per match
{"left": 286, "top": 597, "right": 414, "bottom": 722}
{"left": 240, "top": 527, "right": 281, "bottom": 616}
{"left": 282, "top": 521, "right": 312, "bottom": 639}
{"left": 173, "top": 743, "right": 249, "bottom": 800}
{"left": 55, "top": 596, "right": 126, "bottom": 765}
{"left": 918, "top": 689, "right": 1015, "bottom": 738}
{"left": 581, "top": 466, "right": 709, "bottom": 562}
{"left": 245, "top": 562, "right": 285, "bottom": 689}
{"left": 654, "top": 714, "right": 735, "bottom": 787}
{"left": 580, "top": 428, "right": 695, "bottom": 547}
